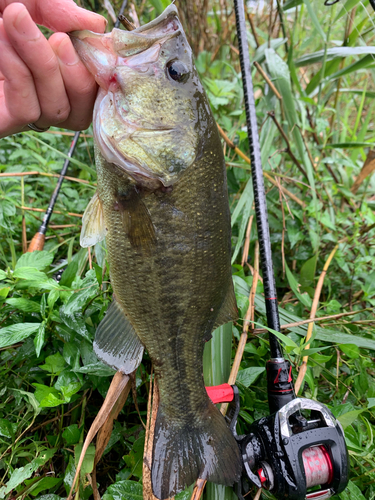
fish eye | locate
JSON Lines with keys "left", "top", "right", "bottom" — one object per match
{"left": 166, "top": 60, "right": 190, "bottom": 83}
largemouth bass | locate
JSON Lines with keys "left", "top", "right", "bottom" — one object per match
{"left": 71, "top": 5, "right": 241, "bottom": 498}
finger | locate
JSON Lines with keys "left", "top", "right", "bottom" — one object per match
{"left": 3, "top": 3, "right": 71, "bottom": 128}
{"left": 0, "top": 0, "right": 107, "bottom": 32}
{"left": 0, "top": 19, "right": 41, "bottom": 137}
{"left": 49, "top": 32, "right": 97, "bottom": 130}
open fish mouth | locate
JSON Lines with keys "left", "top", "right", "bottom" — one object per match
{"left": 69, "top": 5, "right": 182, "bottom": 90}
{"left": 70, "top": 4, "right": 197, "bottom": 189}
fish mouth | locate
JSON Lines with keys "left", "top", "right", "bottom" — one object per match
{"left": 71, "top": 4, "right": 196, "bottom": 189}
{"left": 69, "top": 4, "right": 181, "bottom": 84}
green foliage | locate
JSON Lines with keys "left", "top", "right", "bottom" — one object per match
{"left": 0, "top": 0, "right": 374, "bottom": 499}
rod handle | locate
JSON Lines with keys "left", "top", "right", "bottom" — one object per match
{"left": 27, "top": 232, "right": 45, "bottom": 252}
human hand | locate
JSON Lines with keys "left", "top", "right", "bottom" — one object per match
{"left": 0, "top": 0, "right": 107, "bottom": 138}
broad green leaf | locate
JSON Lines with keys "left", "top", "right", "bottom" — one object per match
{"left": 74, "top": 362, "right": 116, "bottom": 377}
{"left": 253, "top": 38, "right": 287, "bottom": 64}
{"left": 300, "top": 254, "right": 317, "bottom": 290}
{"left": 12, "top": 389, "right": 41, "bottom": 415}
{"left": 62, "top": 269, "right": 99, "bottom": 316}
{"left": 0, "top": 287, "right": 10, "bottom": 303}
{"left": 325, "top": 141, "right": 375, "bottom": 149}
{"left": 103, "top": 480, "right": 143, "bottom": 500}
{"left": 62, "top": 424, "right": 81, "bottom": 446}
{"left": 283, "top": 0, "right": 302, "bottom": 10}
{"left": 231, "top": 177, "right": 253, "bottom": 227}
{"left": 0, "top": 322, "right": 40, "bottom": 348}
{"left": 367, "top": 398, "right": 375, "bottom": 409}
{"left": 15, "top": 278, "right": 59, "bottom": 291}
{"left": 335, "top": 0, "right": 365, "bottom": 21}
{"left": 35, "top": 495, "right": 62, "bottom": 500}
{"left": 3, "top": 448, "right": 56, "bottom": 494}
{"left": 329, "top": 54, "right": 375, "bottom": 81}
{"left": 0, "top": 270, "right": 7, "bottom": 280}
{"left": 6, "top": 297, "right": 41, "bottom": 313}
{"left": 33, "top": 384, "right": 65, "bottom": 407}
{"left": 63, "top": 456, "right": 76, "bottom": 494}
{"left": 27, "top": 477, "right": 62, "bottom": 497}
{"left": 236, "top": 367, "right": 265, "bottom": 387}
{"left": 15, "top": 251, "right": 54, "bottom": 271}
{"left": 55, "top": 369, "right": 82, "bottom": 400}
{"left": 0, "top": 419, "right": 15, "bottom": 439}
{"left": 340, "top": 344, "right": 360, "bottom": 359}
{"left": 59, "top": 260, "right": 79, "bottom": 287}
{"left": 339, "top": 480, "right": 367, "bottom": 500}
{"left": 123, "top": 436, "right": 145, "bottom": 479}
{"left": 285, "top": 262, "right": 312, "bottom": 308}
{"left": 252, "top": 320, "right": 298, "bottom": 348}
{"left": 338, "top": 409, "right": 365, "bottom": 429}
{"left": 13, "top": 267, "right": 48, "bottom": 281}
{"left": 47, "top": 289, "right": 60, "bottom": 310}
{"left": 203, "top": 322, "right": 232, "bottom": 386}
{"left": 295, "top": 46, "right": 375, "bottom": 67}
{"left": 34, "top": 321, "right": 46, "bottom": 357}
{"left": 75, "top": 443, "right": 95, "bottom": 475}
{"left": 39, "top": 353, "right": 66, "bottom": 375}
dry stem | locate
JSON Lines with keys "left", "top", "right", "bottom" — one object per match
{"left": 217, "top": 123, "right": 305, "bottom": 207}
{"left": 294, "top": 245, "right": 339, "bottom": 394}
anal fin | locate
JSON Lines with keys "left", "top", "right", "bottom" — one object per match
{"left": 213, "top": 282, "right": 238, "bottom": 330}
{"left": 94, "top": 299, "right": 144, "bottom": 374}
{"left": 80, "top": 191, "right": 106, "bottom": 248}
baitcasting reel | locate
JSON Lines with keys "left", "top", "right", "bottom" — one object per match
{"left": 206, "top": 381, "right": 349, "bottom": 500}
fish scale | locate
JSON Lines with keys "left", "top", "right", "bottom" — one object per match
{"left": 72, "top": 5, "right": 241, "bottom": 498}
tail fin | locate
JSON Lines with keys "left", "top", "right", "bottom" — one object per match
{"left": 151, "top": 401, "right": 241, "bottom": 499}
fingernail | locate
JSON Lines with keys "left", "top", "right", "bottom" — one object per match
{"left": 57, "top": 37, "right": 80, "bottom": 66}
{"left": 14, "top": 8, "right": 40, "bottom": 40}
{"left": 90, "top": 12, "right": 108, "bottom": 31}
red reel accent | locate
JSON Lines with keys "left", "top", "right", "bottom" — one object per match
{"left": 257, "top": 468, "right": 267, "bottom": 486}
{"left": 205, "top": 384, "right": 234, "bottom": 404}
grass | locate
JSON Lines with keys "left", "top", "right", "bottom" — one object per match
{"left": 0, "top": 0, "right": 375, "bottom": 499}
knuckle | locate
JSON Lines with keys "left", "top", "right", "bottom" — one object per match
{"left": 12, "top": 104, "right": 40, "bottom": 126}
{"left": 48, "top": 105, "right": 71, "bottom": 125}
{"left": 76, "top": 78, "right": 96, "bottom": 98}
{"left": 26, "top": 109, "right": 42, "bottom": 124}
{"left": 39, "top": 54, "right": 59, "bottom": 78}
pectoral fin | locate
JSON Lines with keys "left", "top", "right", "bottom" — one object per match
{"left": 213, "top": 283, "right": 238, "bottom": 330}
{"left": 80, "top": 191, "right": 106, "bottom": 248}
{"left": 94, "top": 299, "right": 144, "bottom": 374}
{"left": 117, "top": 188, "right": 156, "bottom": 254}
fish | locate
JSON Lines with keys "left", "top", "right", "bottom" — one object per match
{"left": 70, "top": 5, "right": 241, "bottom": 499}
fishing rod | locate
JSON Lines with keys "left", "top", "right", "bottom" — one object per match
{"left": 26, "top": 0, "right": 129, "bottom": 253}
{"left": 206, "top": 0, "right": 349, "bottom": 498}
{"left": 27, "top": 131, "right": 80, "bottom": 252}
